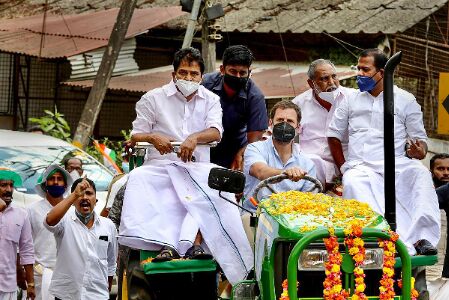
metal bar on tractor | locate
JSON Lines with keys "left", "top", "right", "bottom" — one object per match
{"left": 383, "top": 51, "right": 402, "bottom": 232}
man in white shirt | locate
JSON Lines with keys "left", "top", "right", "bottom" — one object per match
{"left": 27, "top": 165, "right": 73, "bottom": 300}
{"left": 327, "top": 48, "right": 440, "bottom": 255}
{"left": 118, "top": 48, "right": 253, "bottom": 285}
{"left": 292, "top": 59, "right": 355, "bottom": 188}
{"left": 45, "top": 177, "right": 117, "bottom": 300}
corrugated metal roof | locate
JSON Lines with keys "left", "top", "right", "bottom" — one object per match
{"left": 62, "top": 62, "right": 356, "bottom": 99}
{"left": 0, "top": 6, "right": 186, "bottom": 58}
{"left": 212, "top": 0, "right": 449, "bottom": 34}
{"left": 68, "top": 38, "right": 139, "bottom": 80}
{"left": 1, "top": 0, "right": 446, "bottom": 34}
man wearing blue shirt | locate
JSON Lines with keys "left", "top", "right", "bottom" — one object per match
{"left": 202, "top": 45, "right": 268, "bottom": 170}
{"left": 242, "top": 100, "right": 316, "bottom": 212}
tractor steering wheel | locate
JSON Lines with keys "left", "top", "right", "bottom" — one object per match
{"left": 252, "top": 174, "right": 323, "bottom": 203}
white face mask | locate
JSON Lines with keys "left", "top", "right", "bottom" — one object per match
{"left": 69, "top": 170, "right": 81, "bottom": 181}
{"left": 314, "top": 83, "right": 339, "bottom": 105}
{"left": 175, "top": 79, "right": 200, "bottom": 97}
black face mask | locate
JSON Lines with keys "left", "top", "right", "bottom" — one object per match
{"left": 433, "top": 177, "right": 449, "bottom": 189}
{"left": 272, "top": 122, "right": 296, "bottom": 143}
{"left": 224, "top": 73, "right": 249, "bottom": 91}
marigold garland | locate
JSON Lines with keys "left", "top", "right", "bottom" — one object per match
{"left": 323, "top": 227, "right": 350, "bottom": 300}
{"left": 267, "top": 191, "right": 415, "bottom": 300}
{"left": 279, "top": 279, "right": 298, "bottom": 300}
{"left": 344, "top": 220, "right": 367, "bottom": 300}
{"left": 397, "top": 277, "right": 419, "bottom": 300}
{"left": 260, "top": 191, "right": 376, "bottom": 230}
{"left": 378, "top": 231, "right": 399, "bottom": 300}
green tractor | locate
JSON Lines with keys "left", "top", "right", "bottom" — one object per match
{"left": 118, "top": 52, "right": 438, "bottom": 300}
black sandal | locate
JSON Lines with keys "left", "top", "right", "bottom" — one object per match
{"left": 184, "top": 245, "right": 213, "bottom": 260}
{"left": 152, "top": 246, "right": 180, "bottom": 263}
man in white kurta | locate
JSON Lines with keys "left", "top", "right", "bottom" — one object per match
{"left": 292, "top": 59, "right": 356, "bottom": 186}
{"left": 327, "top": 49, "right": 440, "bottom": 255}
{"left": 27, "top": 165, "right": 73, "bottom": 300}
{"left": 118, "top": 48, "right": 253, "bottom": 285}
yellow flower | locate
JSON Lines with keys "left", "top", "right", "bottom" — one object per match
{"left": 382, "top": 267, "right": 394, "bottom": 277}
{"left": 332, "top": 284, "right": 342, "bottom": 293}
{"left": 355, "top": 283, "right": 366, "bottom": 293}
{"left": 349, "top": 247, "right": 360, "bottom": 255}
{"left": 353, "top": 238, "right": 364, "bottom": 247}
{"left": 331, "top": 264, "right": 341, "bottom": 273}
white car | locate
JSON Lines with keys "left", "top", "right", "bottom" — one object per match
{"left": 0, "top": 129, "right": 114, "bottom": 212}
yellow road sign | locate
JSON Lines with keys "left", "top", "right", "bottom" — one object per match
{"left": 438, "top": 73, "right": 449, "bottom": 135}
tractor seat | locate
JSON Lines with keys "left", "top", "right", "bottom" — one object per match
{"left": 140, "top": 250, "right": 217, "bottom": 275}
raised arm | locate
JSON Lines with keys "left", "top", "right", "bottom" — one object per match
{"left": 45, "top": 178, "right": 90, "bottom": 226}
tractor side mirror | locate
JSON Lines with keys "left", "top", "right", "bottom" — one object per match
{"left": 208, "top": 167, "right": 245, "bottom": 194}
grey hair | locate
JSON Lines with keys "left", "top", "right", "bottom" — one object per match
{"left": 307, "top": 59, "right": 337, "bottom": 80}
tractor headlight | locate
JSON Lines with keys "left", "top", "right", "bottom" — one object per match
{"left": 362, "top": 248, "right": 384, "bottom": 269}
{"left": 298, "top": 248, "right": 384, "bottom": 271}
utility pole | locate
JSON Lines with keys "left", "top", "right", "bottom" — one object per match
{"left": 201, "top": 1, "right": 223, "bottom": 73}
{"left": 182, "top": 0, "right": 202, "bottom": 48}
{"left": 202, "top": 19, "right": 216, "bottom": 73}
{"left": 72, "top": 0, "right": 137, "bottom": 149}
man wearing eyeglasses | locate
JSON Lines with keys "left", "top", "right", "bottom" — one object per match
{"left": 202, "top": 45, "right": 268, "bottom": 171}
{"left": 292, "top": 59, "right": 356, "bottom": 190}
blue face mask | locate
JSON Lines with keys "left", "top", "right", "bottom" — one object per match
{"left": 46, "top": 185, "right": 66, "bottom": 198}
{"left": 356, "top": 71, "right": 380, "bottom": 92}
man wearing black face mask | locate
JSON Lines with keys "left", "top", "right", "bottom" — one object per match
{"left": 28, "top": 164, "right": 73, "bottom": 300}
{"left": 242, "top": 100, "right": 316, "bottom": 212}
{"left": 202, "top": 45, "right": 268, "bottom": 170}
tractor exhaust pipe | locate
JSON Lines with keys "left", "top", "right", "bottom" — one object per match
{"left": 383, "top": 51, "right": 402, "bottom": 232}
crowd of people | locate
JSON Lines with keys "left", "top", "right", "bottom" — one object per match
{"left": 1, "top": 44, "right": 449, "bottom": 300}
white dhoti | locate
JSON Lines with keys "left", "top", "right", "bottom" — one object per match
{"left": 34, "top": 264, "right": 54, "bottom": 300}
{"left": 119, "top": 161, "right": 254, "bottom": 284}
{"left": 342, "top": 158, "right": 440, "bottom": 254}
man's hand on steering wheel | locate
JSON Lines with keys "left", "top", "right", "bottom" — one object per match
{"left": 179, "top": 135, "right": 198, "bottom": 162}
{"left": 283, "top": 167, "right": 307, "bottom": 182}
{"left": 150, "top": 134, "right": 175, "bottom": 155}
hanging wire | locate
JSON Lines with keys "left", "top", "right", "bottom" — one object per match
{"left": 269, "top": 0, "right": 296, "bottom": 95}
{"left": 60, "top": 12, "right": 78, "bottom": 51}
{"left": 38, "top": 0, "right": 49, "bottom": 58}
{"left": 322, "top": 32, "right": 361, "bottom": 58}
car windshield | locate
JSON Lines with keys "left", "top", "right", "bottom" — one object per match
{"left": 0, "top": 146, "right": 113, "bottom": 193}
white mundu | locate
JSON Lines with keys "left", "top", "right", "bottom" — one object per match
{"left": 118, "top": 81, "right": 253, "bottom": 285}
{"left": 293, "top": 86, "right": 355, "bottom": 183}
{"left": 27, "top": 200, "right": 57, "bottom": 300}
{"left": 327, "top": 86, "right": 440, "bottom": 254}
